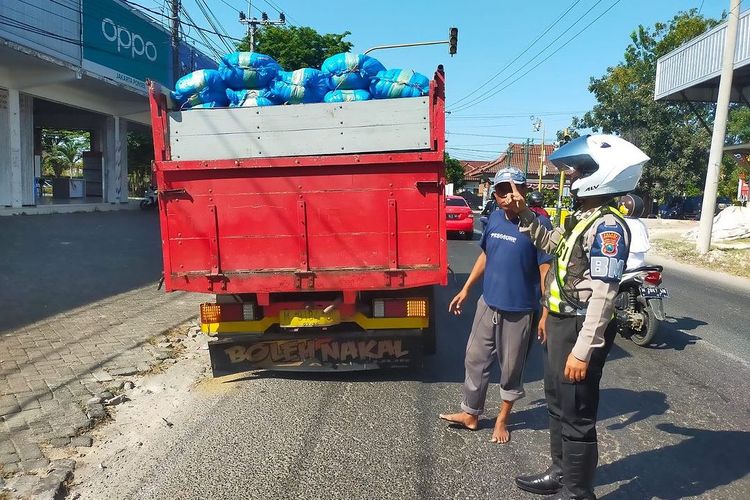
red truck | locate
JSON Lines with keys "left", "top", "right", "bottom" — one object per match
{"left": 147, "top": 67, "right": 447, "bottom": 375}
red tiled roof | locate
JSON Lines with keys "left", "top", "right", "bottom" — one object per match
{"left": 463, "top": 143, "right": 560, "bottom": 181}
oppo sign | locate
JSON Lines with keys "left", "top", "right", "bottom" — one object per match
{"left": 101, "top": 17, "right": 158, "bottom": 62}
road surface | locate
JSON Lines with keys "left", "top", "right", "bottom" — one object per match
{"left": 71, "top": 234, "right": 750, "bottom": 500}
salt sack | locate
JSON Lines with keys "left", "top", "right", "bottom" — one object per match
{"left": 370, "top": 69, "right": 429, "bottom": 99}
{"left": 226, "top": 89, "right": 275, "bottom": 107}
{"left": 172, "top": 69, "right": 226, "bottom": 103}
{"left": 324, "top": 89, "right": 371, "bottom": 103}
{"left": 270, "top": 69, "right": 329, "bottom": 104}
{"left": 219, "top": 52, "right": 281, "bottom": 90}
{"left": 321, "top": 53, "right": 385, "bottom": 90}
{"left": 180, "top": 88, "right": 229, "bottom": 109}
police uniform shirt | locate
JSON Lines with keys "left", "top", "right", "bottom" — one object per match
{"left": 517, "top": 207, "right": 630, "bottom": 362}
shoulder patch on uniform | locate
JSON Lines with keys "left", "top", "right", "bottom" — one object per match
{"left": 589, "top": 221, "right": 629, "bottom": 282}
{"left": 598, "top": 230, "right": 621, "bottom": 257}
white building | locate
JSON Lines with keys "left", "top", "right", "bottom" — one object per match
{"left": 0, "top": 0, "right": 214, "bottom": 213}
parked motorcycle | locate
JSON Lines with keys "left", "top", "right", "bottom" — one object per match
{"left": 140, "top": 185, "right": 158, "bottom": 209}
{"left": 613, "top": 265, "right": 668, "bottom": 346}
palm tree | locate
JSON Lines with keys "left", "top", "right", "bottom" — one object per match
{"left": 43, "top": 133, "right": 85, "bottom": 177}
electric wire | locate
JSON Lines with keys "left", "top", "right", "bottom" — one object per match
{"left": 180, "top": 5, "right": 227, "bottom": 59}
{"left": 450, "top": 0, "right": 583, "bottom": 108}
{"left": 194, "top": 0, "right": 235, "bottom": 51}
{"left": 449, "top": 0, "right": 621, "bottom": 113}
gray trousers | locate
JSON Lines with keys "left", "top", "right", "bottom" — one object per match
{"left": 461, "top": 295, "right": 533, "bottom": 415}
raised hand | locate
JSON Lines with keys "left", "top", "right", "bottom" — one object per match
{"left": 509, "top": 181, "right": 527, "bottom": 212}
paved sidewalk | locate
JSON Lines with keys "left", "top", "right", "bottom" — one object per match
{"left": 0, "top": 211, "right": 201, "bottom": 478}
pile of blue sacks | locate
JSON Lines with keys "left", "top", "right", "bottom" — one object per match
{"left": 171, "top": 51, "right": 430, "bottom": 109}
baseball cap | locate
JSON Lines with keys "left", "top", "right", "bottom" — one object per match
{"left": 492, "top": 167, "right": 526, "bottom": 188}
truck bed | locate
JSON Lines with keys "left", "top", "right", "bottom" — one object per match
{"left": 147, "top": 69, "right": 447, "bottom": 298}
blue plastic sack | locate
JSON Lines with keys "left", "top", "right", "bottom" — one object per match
{"left": 179, "top": 88, "right": 229, "bottom": 109}
{"left": 321, "top": 53, "right": 386, "bottom": 90}
{"left": 172, "top": 69, "right": 225, "bottom": 103}
{"left": 369, "top": 69, "right": 430, "bottom": 99}
{"left": 324, "top": 89, "right": 371, "bottom": 103}
{"left": 219, "top": 52, "right": 281, "bottom": 90}
{"left": 270, "top": 69, "right": 329, "bottom": 104}
{"left": 226, "top": 89, "right": 275, "bottom": 107}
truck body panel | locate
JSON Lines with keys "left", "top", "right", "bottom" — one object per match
{"left": 147, "top": 69, "right": 447, "bottom": 373}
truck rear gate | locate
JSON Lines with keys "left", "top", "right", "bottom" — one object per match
{"left": 148, "top": 68, "right": 447, "bottom": 374}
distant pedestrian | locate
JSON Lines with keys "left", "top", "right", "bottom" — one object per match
{"left": 439, "top": 167, "right": 552, "bottom": 444}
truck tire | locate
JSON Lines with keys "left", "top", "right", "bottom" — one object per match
{"left": 422, "top": 285, "right": 437, "bottom": 355}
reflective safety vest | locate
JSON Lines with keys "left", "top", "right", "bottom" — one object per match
{"left": 548, "top": 206, "right": 626, "bottom": 314}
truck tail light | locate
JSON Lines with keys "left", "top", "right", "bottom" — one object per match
{"left": 200, "top": 303, "right": 257, "bottom": 323}
{"left": 372, "top": 298, "right": 428, "bottom": 318}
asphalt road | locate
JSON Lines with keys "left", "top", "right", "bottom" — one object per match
{"left": 73, "top": 234, "right": 750, "bottom": 500}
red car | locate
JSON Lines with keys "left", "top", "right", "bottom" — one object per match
{"left": 445, "top": 195, "right": 475, "bottom": 239}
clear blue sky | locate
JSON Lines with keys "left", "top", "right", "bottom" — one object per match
{"left": 143, "top": 0, "right": 728, "bottom": 161}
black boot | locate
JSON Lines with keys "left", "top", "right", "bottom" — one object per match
{"left": 558, "top": 441, "right": 598, "bottom": 500}
{"left": 515, "top": 419, "right": 564, "bottom": 495}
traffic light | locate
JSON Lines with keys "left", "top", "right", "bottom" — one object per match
{"left": 449, "top": 27, "right": 458, "bottom": 56}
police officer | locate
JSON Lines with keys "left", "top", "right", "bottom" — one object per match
{"left": 509, "top": 135, "right": 650, "bottom": 499}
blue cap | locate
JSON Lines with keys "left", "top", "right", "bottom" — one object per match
{"left": 492, "top": 167, "right": 526, "bottom": 188}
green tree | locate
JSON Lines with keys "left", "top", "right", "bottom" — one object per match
{"left": 445, "top": 153, "right": 465, "bottom": 189}
{"left": 238, "top": 26, "right": 353, "bottom": 69}
{"left": 570, "top": 9, "right": 721, "bottom": 203}
{"left": 128, "top": 131, "right": 155, "bottom": 195}
{"left": 41, "top": 129, "right": 88, "bottom": 178}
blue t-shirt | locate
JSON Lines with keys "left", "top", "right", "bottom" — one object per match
{"left": 479, "top": 210, "right": 553, "bottom": 312}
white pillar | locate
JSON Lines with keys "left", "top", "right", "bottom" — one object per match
{"left": 20, "top": 94, "right": 34, "bottom": 206}
{"left": 104, "top": 116, "right": 115, "bottom": 203}
{"left": 697, "top": 0, "right": 741, "bottom": 253}
{"left": 8, "top": 88, "right": 22, "bottom": 208}
{"left": 0, "top": 89, "right": 10, "bottom": 206}
{"left": 118, "top": 119, "right": 129, "bottom": 202}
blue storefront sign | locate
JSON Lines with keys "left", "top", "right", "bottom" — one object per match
{"left": 82, "top": 0, "right": 171, "bottom": 92}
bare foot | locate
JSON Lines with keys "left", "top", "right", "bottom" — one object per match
{"left": 438, "top": 411, "right": 478, "bottom": 431}
{"left": 491, "top": 419, "right": 510, "bottom": 444}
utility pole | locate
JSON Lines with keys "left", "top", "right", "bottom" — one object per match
{"left": 239, "top": 1, "right": 286, "bottom": 52}
{"left": 531, "top": 116, "right": 545, "bottom": 190}
{"left": 524, "top": 138, "right": 530, "bottom": 177}
{"left": 697, "top": 0, "right": 741, "bottom": 254}
{"left": 170, "top": 0, "right": 180, "bottom": 85}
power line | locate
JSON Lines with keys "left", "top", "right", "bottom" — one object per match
{"left": 450, "top": 0, "right": 583, "bottom": 108}
{"left": 180, "top": 5, "right": 226, "bottom": 58}
{"left": 194, "top": 0, "right": 235, "bottom": 51}
{"left": 449, "top": 0, "right": 620, "bottom": 113}
{"left": 447, "top": 132, "right": 531, "bottom": 140}
{"left": 258, "top": 0, "right": 298, "bottom": 25}
{"left": 122, "top": 0, "right": 243, "bottom": 42}
{"left": 448, "top": 111, "right": 586, "bottom": 120}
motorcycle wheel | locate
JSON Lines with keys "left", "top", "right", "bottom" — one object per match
{"left": 139, "top": 199, "right": 149, "bottom": 209}
{"left": 630, "top": 301, "right": 659, "bottom": 346}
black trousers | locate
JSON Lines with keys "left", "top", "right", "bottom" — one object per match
{"left": 544, "top": 313, "right": 616, "bottom": 443}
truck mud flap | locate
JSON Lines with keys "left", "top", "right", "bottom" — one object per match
{"left": 208, "top": 332, "right": 423, "bottom": 376}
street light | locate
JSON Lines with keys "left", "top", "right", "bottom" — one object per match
{"left": 530, "top": 116, "right": 545, "bottom": 191}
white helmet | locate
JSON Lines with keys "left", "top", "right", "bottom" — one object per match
{"left": 548, "top": 134, "right": 649, "bottom": 198}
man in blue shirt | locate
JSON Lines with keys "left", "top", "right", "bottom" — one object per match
{"left": 440, "top": 167, "right": 552, "bottom": 444}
